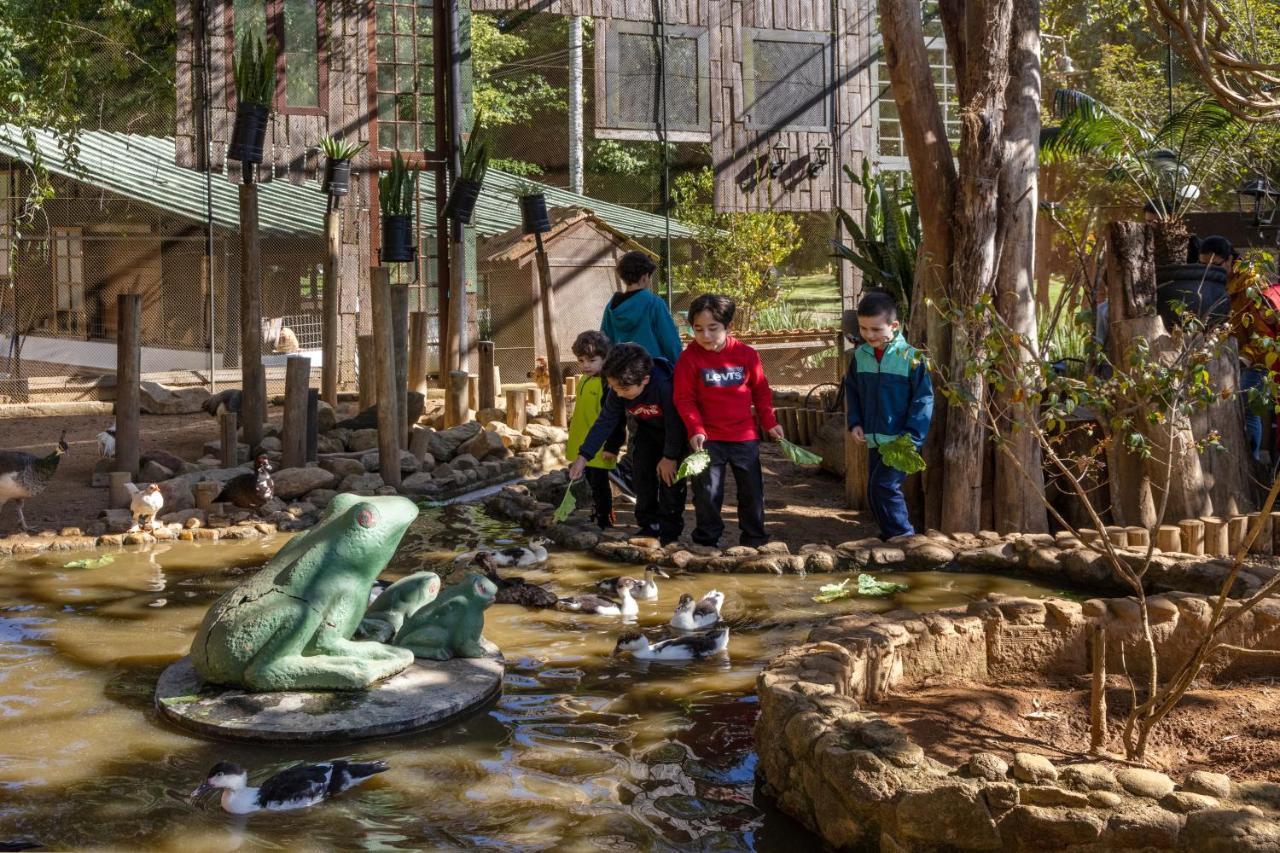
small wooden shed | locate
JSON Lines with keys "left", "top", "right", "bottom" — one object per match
{"left": 478, "top": 206, "right": 659, "bottom": 380}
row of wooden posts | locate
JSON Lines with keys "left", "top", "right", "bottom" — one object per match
{"left": 774, "top": 406, "right": 828, "bottom": 447}
{"left": 1082, "top": 513, "right": 1280, "bottom": 558}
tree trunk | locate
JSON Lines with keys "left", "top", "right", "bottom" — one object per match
{"left": 1190, "top": 342, "right": 1253, "bottom": 515}
{"left": 992, "top": 0, "right": 1047, "bottom": 534}
{"left": 939, "top": 0, "right": 1013, "bottom": 533}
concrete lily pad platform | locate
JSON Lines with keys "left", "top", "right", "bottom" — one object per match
{"left": 155, "top": 644, "right": 503, "bottom": 743}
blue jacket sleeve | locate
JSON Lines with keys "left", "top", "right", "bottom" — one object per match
{"left": 904, "top": 356, "right": 934, "bottom": 447}
{"left": 578, "top": 388, "right": 625, "bottom": 461}
{"left": 843, "top": 356, "right": 863, "bottom": 431}
{"left": 653, "top": 299, "right": 684, "bottom": 365}
{"left": 604, "top": 414, "right": 627, "bottom": 455}
{"left": 600, "top": 306, "right": 617, "bottom": 346}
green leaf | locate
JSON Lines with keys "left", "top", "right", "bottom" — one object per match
{"left": 65, "top": 554, "right": 114, "bottom": 569}
{"left": 878, "top": 434, "right": 926, "bottom": 474}
{"left": 676, "top": 450, "right": 712, "bottom": 481}
{"left": 812, "top": 573, "right": 909, "bottom": 602}
{"left": 553, "top": 485, "right": 577, "bottom": 523}
{"left": 779, "top": 438, "right": 823, "bottom": 465}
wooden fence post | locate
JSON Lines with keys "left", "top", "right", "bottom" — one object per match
{"left": 238, "top": 181, "right": 266, "bottom": 451}
{"left": 1155, "top": 525, "right": 1182, "bottom": 553}
{"left": 114, "top": 293, "right": 141, "bottom": 475}
{"left": 306, "top": 388, "right": 319, "bottom": 463}
{"left": 220, "top": 411, "right": 239, "bottom": 467}
{"left": 477, "top": 340, "right": 496, "bottom": 410}
{"left": 506, "top": 388, "right": 527, "bottom": 431}
{"left": 409, "top": 311, "right": 430, "bottom": 396}
{"left": 533, "top": 234, "right": 566, "bottom": 426}
{"left": 281, "top": 355, "right": 310, "bottom": 469}
{"left": 1178, "top": 518, "right": 1205, "bottom": 555}
{"left": 321, "top": 196, "right": 341, "bottom": 406}
{"left": 391, "top": 284, "right": 409, "bottom": 450}
{"left": 1201, "top": 517, "right": 1229, "bottom": 557}
{"left": 447, "top": 370, "right": 469, "bottom": 427}
{"left": 357, "top": 334, "right": 376, "bottom": 410}
{"left": 844, "top": 432, "right": 867, "bottom": 511}
{"left": 371, "top": 267, "right": 401, "bottom": 488}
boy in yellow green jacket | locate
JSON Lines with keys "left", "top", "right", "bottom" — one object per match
{"left": 567, "top": 330, "right": 624, "bottom": 528}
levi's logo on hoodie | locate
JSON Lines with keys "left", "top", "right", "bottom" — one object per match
{"left": 628, "top": 403, "right": 662, "bottom": 418}
{"left": 701, "top": 366, "right": 745, "bottom": 387}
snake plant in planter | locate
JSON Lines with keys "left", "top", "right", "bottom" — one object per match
{"left": 379, "top": 151, "right": 418, "bottom": 263}
{"left": 319, "top": 136, "right": 367, "bottom": 197}
{"left": 512, "top": 178, "right": 550, "bottom": 235}
{"left": 229, "top": 33, "right": 277, "bottom": 166}
{"left": 443, "top": 112, "right": 489, "bottom": 225}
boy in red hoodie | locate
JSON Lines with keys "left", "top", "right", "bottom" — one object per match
{"left": 674, "top": 294, "right": 784, "bottom": 547}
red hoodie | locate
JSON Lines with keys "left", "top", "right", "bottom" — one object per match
{"left": 673, "top": 336, "right": 778, "bottom": 442}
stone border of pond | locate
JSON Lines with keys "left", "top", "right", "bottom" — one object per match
{"left": 483, "top": 472, "right": 1276, "bottom": 600}
{"left": 753, "top": 593, "right": 1280, "bottom": 850}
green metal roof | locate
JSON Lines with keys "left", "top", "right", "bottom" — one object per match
{"left": 0, "top": 127, "right": 695, "bottom": 240}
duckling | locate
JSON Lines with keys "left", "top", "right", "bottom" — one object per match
{"left": 455, "top": 536, "right": 551, "bottom": 568}
{"left": 596, "top": 565, "right": 667, "bottom": 601}
{"left": 669, "top": 590, "right": 725, "bottom": 631}
{"left": 475, "top": 551, "right": 557, "bottom": 608}
{"left": 613, "top": 626, "right": 729, "bottom": 660}
{"left": 556, "top": 578, "right": 638, "bottom": 617}
{"left": 191, "top": 759, "right": 389, "bottom": 814}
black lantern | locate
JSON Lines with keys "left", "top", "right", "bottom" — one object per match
{"left": 1237, "top": 176, "right": 1280, "bottom": 227}
{"left": 769, "top": 141, "right": 789, "bottom": 177}
{"left": 807, "top": 142, "right": 831, "bottom": 178}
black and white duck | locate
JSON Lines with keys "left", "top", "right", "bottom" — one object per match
{"left": 613, "top": 626, "right": 730, "bottom": 660}
{"left": 556, "top": 579, "right": 639, "bottom": 617}
{"left": 191, "top": 759, "right": 389, "bottom": 814}
{"left": 455, "top": 537, "right": 551, "bottom": 568}
{"left": 596, "top": 565, "right": 667, "bottom": 601}
{"left": 215, "top": 454, "right": 274, "bottom": 510}
{"left": 474, "top": 551, "right": 557, "bottom": 608}
{"left": 669, "top": 590, "right": 725, "bottom": 631}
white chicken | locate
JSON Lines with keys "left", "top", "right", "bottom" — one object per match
{"left": 96, "top": 422, "right": 116, "bottom": 458}
{"left": 125, "top": 482, "right": 165, "bottom": 531}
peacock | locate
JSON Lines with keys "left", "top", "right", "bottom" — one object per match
{"left": 0, "top": 431, "right": 69, "bottom": 532}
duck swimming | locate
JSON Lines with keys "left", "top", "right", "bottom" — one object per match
{"left": 556, "top": 579, "right": 638, "bottom": 617}
{"left": 455, "top": 537, "right": 551, "bottom": 568}
{"left": 596, "top": 565, "right": 667, "bottom": 600}
{"left": 669, "top": 590, "right": 725, "bottom": 631}
{"left": 474, "top": 551, "right": 557, "bottom": 608}
{"left": 191, "top": 759, "right": 389, "bottom": 814}
{"left": 613, "top": 626, "right": 729, "bottom": 660}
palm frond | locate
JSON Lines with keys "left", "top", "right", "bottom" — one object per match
{"left": 1041, "top": 88, "right": 1150, "bottom": 165}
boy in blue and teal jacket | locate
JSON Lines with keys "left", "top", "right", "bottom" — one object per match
{"left": 600, "top": 250, "right": 683, "bottom": 364}
{"left": 844, "top": 289, "right": 934, "bottom": 539}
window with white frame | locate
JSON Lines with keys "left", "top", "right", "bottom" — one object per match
{"left": 874, "top": 5, "right": 960, "bottom": 170}
{"left": 52, "top": 227, "right": 84, "bottom": 334}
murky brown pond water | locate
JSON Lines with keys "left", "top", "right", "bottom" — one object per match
{"left": 0, "top": 505, "right": 1072, "bottom": 851}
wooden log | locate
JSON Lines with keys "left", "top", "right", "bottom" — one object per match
{"left": 565, "top": 376, "right": 578, "bottom": 398}
{"left": 1247, "top": 512, "right": 1272, "bottom": 556}
{"left": 505, "top": 388, "right": 527, "bottom": 431}
{"left": 1227, "top": 515, "right": 1250, "bottom": 556}
{"left": 357, "top": 335, "right": 376, "bottom": 410}
{"left": 1201, "top": 516, "right": 1229, "bottom": 557}
{"left": 391, "top": 284, "right": 409, "bottom": 450}
{"left": 533, "top": 234, "right": 567, "bottom": 427}
{"left": 447, "top": 370, "right": 469, "bottom": 427}
{"left": 1124, "top": 526, "right": 1149, "bottom": 549}
{"left": 1089, "top": 622, "right": 1107, "bottom": 753}
{"left": 371, "top": 267, "right": 401, "bottom": 488}
{"left": 114, "top": 293, "right": 141, "bottom": 475}
{"left": 477, "top": 341, "right": 496, "bottom": 410}
{"left": 1079, "top": 528, "right": 1101, "bottom": 546}
{"left": 306, "top": 388, "right": 319, "bottom": 463}
{"left": 777, "top": 407, "right": 795, "bottom": 441}
{"left": 321, "top": 198, "right": 341, "bottom": 406}
{"left": 1105, "top": 526, "right": 1128, "bottom": 547}
{"left": 1178, "top": 518, "right": 1205, "bottom": 556}
{"left": 1271, "top": 510, "right": 1280, "bottom": 555}
{"left": 194, "top": 480, "right": 221, "bottom": 511}
{"left": 281, "top": 355, "right": 310, "bottom": 469}
{"left": 844, "top": 430, "right": 867, "bottom": 510}
{"left": 238, "top": 182, "right": 266, "bottom": 451}
{"left": 1155, "top": 525, "right": 1182, "bottom": 553}
{"left": 527, "top": 387, "right": 543, "bottom": 409}
{"left": 806, "top": 408, "right": 823, "bottom": 443}
{"left": 219, "top": 411, "right": 239, "bottom": 468}
{"left": 409, "top": 311, "right": 431, "bottom": 396}
{"left": 467, "top": 374, "right": 479, "bottom": 411}
{"left": 109, "top": 471, "right": 133, "bottom": 510}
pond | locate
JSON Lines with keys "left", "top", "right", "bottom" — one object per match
{"left": 0, "top": 505, "right": 1073, "bottom": 851}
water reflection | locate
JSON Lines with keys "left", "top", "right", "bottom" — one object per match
{"left": 0, "top": 505, "right": 1070, "bottom": 850}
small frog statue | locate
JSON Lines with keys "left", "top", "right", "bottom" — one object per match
{"left": 357, "top": 572, "right": 442, "bottom": 643}
{"left": 190, "top": 494, "right": 419, "bottom": 691}
{"left": 392, "top": 572, "right": 497, "bottom": 660}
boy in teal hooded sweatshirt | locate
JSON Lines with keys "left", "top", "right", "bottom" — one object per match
{"left": 600, "top": 250, "right": 683, "bottom": 364}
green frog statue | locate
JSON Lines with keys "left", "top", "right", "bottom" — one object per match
{"left": 357, "top": 571, "right": 442, "bottom": 643}
{"left": 392, "top": 572, "right": 497, "bottom": 660}
{"left": 190, "top": 494, "right": 420, "bottom": 692}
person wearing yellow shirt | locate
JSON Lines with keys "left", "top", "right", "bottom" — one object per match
{"left": 566, "top": 331, "right": 623, "bottom": 528}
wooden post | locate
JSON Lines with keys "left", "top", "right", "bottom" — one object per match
{"left": 306, "top": 388, "right": 319, "bottom": 463}
{"left": 321, "top": 196, "right": 341, "bottom": 406}
{"left": 844, "top": 431, "right": 867, "bottom": 510}
{"left": 391, "top": 284, "right": 409, "bottom": 450}
{"left": 220, "top": 411, "right": 238, "bottom": 467}
{"left": 1155, "top": 525, "right": 1182, "bottom": 553}
{"left": 1246, "top": 512, "right": 1272, "bottom": 556}
{"left": 446, "top": 370, "right": 469, "bottom": 427}
{"left": 1201, "top": 517, "right": 1229, "bottom": 557}
{"left": 1271, "top": 510, "right": 1280, "bottom": 555}
{"left": 1105, "top": 526, "right": 1128, "bottom": 547}
{"left": 114, "top": 293, "right": 141, "bottom": 475}
{"left": 1227, "top": 515, "right": 1249, "bottom": 555}
{"left": 533, "top": 233, "right": 567, "bottom": 426}
{"left": 238, "top": 182, "right": 266, "bottom": 451}
{"left": 1089, "top": 622, "right": 1107, "bottom": 753}
{"left": 409, "top": 311, "right": 430, "bottom": 396}
{"left": 477, "top": 340, "right": 496, "bottom": 410}
{"left": 357, "top": 335, "right": 376, "bottom": 409}
{"left": 371, "top": 267, "right": 401, "bottom": 488}
{"left": 506, "top": 388, "right": 527, "bottom": 430}
{"left": 109, "top": 471, "right": 133, "bottom": 510}
{"left": 527, "top": 387, "right": 543, "bottom": 409}
{"left": 565, "top": 375, "right": 578, "bottom": 398}
{"left": 806, "top": 409, "right": 823, "bottom": 442}
{"left": 778, "top": 407, "right": 797, "bottom": 440}
{"left": 1079, "top": 528, "right": 1100, "bottom": 546}
{"left": 194, "top": 480, "right": 221, "bottom": 511}
{"left": 281, "top": 355, "right": 310, "bottom": 469}
{"left": 467, "top": 374, "right": 479, "bottom": 411}
{"left": 1124, "top": 526, "right": 1149, "bottom": 549}
{"left": 1178, "top": 518, "right": 1205, "bottom": 556}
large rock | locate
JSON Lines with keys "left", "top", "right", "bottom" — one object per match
{"left": 139, "top": 381, "right": 211, "bottom": 415}
{"left": 1116, "top": 768, "right": 1174, "bottom": 800}
{"left": 427, "top": 422, "right": 481, "bottom": 462}
{"left": 1012, "top": 752, "right": 1058, "bottom": 784}
{"left": 138, "top": 460, "right": 174, "bottom": 483}
{"left": 460, "top": 428, "right": 507, "bottom": 461}
{"left": 348, "top": 428, "right": 380, "bottom": 452}
{"left": 894, "top": 784, "right": 1001, "bottom": 850}
{"left": 523, "top": 423, "right": 567, "bottom": 447}
{"left": 340, "top": 472, "right": 384, "bottom": 493}
{"left": 401, "top": 471, "right": 441, "bottom": 497}
{"left": 359, "top": 449, "right": 420, "bottom": 474}
{"left": 317, "top": 434, "right": 345, "bottom": 454}
{"left": 321, "top": 457, "right": 366, "bottom": 479}
{"left": 156, "top": 477, "right": 195, "bottom": 513}
{"left": 1181, "top": 807, "right": 1280, "bottom": 852}
{"left": 316, "top": 400, "right": 336, "bottom": 432}
{"left": 487, "top": 420, "right": 531, "bottom": 451}
{"left": 272, "top": 467, "right": 337, "bottom": 500}
{"left": 142, "top": 449, "right": 187, "bottom": 473}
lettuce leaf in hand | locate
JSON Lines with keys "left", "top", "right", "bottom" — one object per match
{"left": 676, "top": 450, "right": 711, "bottom": 481}
{"left": 779, "top": 438, "right": 822, "bottom": 465}
{"left": 878, "top": 434, "right": 926, "bottom": 474}
{"left": 553, "top": 486, "right": 577, "bottom": 523}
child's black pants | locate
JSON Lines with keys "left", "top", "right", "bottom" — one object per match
{"left": 630, "top": 429, "right": 686, "bottom": 544}
{"left": 582, "top": 467, "right": 615, "bottom": 528}
{"left": 690, "top": 439, "right": 767, "bottom": 547}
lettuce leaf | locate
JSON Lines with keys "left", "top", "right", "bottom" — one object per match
{"left": 878, "top": 434, "right": 926, "bottom": 474}
{"left": 779, "top": 438, "right": 823, "bottom": 465}
{"left": 812, "top": 573, "right": 909, "bottom": 602}
{"left": 553, "top": 486, "right": 577, "bottom": 523}
{"left": 676, "top": 450, "right": 712, "bottom": 481}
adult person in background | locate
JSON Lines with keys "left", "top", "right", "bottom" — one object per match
{"left": 1214, "top": 239, "right": 1278, "bottom": 461}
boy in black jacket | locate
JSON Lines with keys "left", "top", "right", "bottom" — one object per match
{"left": 568, "top": 343, "right": 688, "bottom": 544}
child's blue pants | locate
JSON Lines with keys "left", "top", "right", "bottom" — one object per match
{"left": 867, "top": 447, "right": 913, "bottom": 539}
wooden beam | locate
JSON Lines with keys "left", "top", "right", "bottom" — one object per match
{"left": 446, "top": 370, "right": 469, "bottom": 427}
{"left": 533, "top": 234, "right": 567, "bottom": 427}
{"left": 477, "top": 340, "right": 496, "bottom": 410}
{"left": 357, "top": 334, "right": 376, "bottom": 410}
{"left": 409, "top": 311, "right": 430, "bottom": 396}
{"left": 281, "top": 355, "right": 311, "bottom": 469}
{"left": 238, "top": 182, "right": 266, "bottom": 451}
{"left": 321, "top": 197, "right": 341, "bottom": 406}
{"left": 391, "top": 283, "right": 409, "bottom": 449}
{"left": 220, "top": 411, "right": 238, "bottom": 468}
{"left": 114, "top": 293, "right": 141, "bottom": 476}
{"left": 371, "top": 267, "right": 402, "bottom": 488}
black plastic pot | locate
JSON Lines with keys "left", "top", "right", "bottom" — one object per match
{"left": 228, "top": 102, "right": 269, "bottom": 164}
{"left": 443, "top": 177, "right": 482, "bottom": 224}
{"left": 322, "top": 158, "right": 352, "bottom": 196}
{"left": 380, "top": 214, "right": 416, "bottom": 263}
{"left": 519, "top": 193, "right": 551, "bottom": 235}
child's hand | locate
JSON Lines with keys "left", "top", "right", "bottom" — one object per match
{"left": 657, "top": 457, "right": 678, "bottom": 486}
{"left": 568, "top": 456, "right": 588, "bottom": 481}
{"left": 850, "top": 426, "right": 865, "bottom": 443}
{"left": 689, "top": 433, "right": 706, "bottom": 451}
{"left": 766, "top": 425, "right": 785, "bottom": 441}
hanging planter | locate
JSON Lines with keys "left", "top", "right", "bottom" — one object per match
{"left": 518, "top": 188, "right": 551, "bottom": 235}
{"left": 444, "top": 112, "right": 489, "bottom": 225}
{"left": 317, "top": 137, "right": 367, "bottom": 197}
{"left": 379, "top": 151, "right": 418, "bottom": 263}
{"left": 443, "top": 178, "right": 482, "bottom": 224}
{"left": 228, "top": 34, "right": 276, "bottom": 166}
